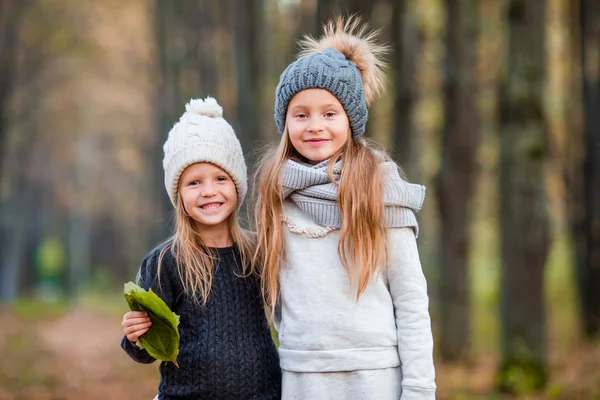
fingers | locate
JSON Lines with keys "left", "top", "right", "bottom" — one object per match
{"left": 123, "top": 311, "right": 148, "bottom": 320}
{"left": 123, "top": 320, "right": 153, "bottom": 342}
{"left": 126, "top": 326, "right": 151, "bottom": 342}
{"left": 122, "top": 311, "right": 152, "bottom": 341}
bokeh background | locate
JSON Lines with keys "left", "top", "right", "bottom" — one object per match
{"left": 0, "top": 0, "right": 599, "bottom": 399}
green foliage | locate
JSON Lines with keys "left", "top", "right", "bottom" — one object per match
{"left": 123, "top": 282, "right": 180, "bottom": 366}
{"left": 545, "top": 382, "right": 564, "bottom": 399}
{"left": 35, "top": 237, "right": 66, "bottom": 280}
{"left": 497, "top": 355, "right": 547, "bottom": 395}
{"left": 11, "top": 297, "right": 68, "bottom": 320}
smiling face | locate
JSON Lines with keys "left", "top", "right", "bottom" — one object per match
{"left": 286, "top": 89, "right": 351, "bottom": 164}
{"left": 178, "top": 162, "right": 237, "bottom": 241}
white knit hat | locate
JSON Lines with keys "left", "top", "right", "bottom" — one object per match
{"left": 163, "top": 97, "right": 247, "bottom": 208}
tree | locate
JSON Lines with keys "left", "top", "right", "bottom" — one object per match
{"left": 230, "top": 0, "right": 265, "bottom": 172}
{"left": 0, "top": 0, "right": 41, "bottom": 301}
{"left": 497, "top": 0, "right": 550, "bottom": 392}
{"left": 574, "top": 0, "right": 600, "bottom": 338}
{"left": 0, "top": 0, "right": 30, "bottom": 188}
{"left": 436, "top": 0, "right": 478, "bottom": 362}
{"left": 389, "top": 0, "right": 417, "bottom": 171}
{"left": 317, "top": 0, "right": 375, "bottom": 27}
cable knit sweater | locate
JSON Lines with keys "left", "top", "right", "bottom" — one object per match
{"left": 121, "top": 243, "right": 281, "bottom": 400}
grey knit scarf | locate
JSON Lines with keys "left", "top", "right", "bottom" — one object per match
{"left": 282, "top": 159, "right": 426, "bottom": 235}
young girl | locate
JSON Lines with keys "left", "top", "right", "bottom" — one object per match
{"left": 255, "top": 18, "right": 436, "bottom": 399}
{"left": 121, "top": 97, "right": 281, "bottom": 400}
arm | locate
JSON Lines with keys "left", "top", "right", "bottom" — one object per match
{"left": 386, "top": 227, "right": 436, "bottom": 400}
{"left": 120, "top": 334, "right": 156, "bottom": 364}
{"left": 121, "top": 245, "right": 176, "bottom": 364}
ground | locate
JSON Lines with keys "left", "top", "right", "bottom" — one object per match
{"left": 0, "top": 303, "right": 158, "bottom": 400}
{"left": 1, "top": 301, "right": 599, "bottom": 400}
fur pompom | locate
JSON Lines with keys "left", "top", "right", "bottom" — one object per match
{"left": 185, "top": 96, "right": 223, "bottom": 118}
{"left": 298, "top": 15, "right": 388, "bottom": 105}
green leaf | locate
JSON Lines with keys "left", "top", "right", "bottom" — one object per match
{"left": 124, "top": 281, "right": 180, "bottom": 366}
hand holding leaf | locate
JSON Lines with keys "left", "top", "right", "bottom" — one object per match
{"left": 124, "top": 282, "right": 180, "bottom": 366}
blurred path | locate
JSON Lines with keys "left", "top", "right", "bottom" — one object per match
{"left": 0, "top": 306, "right": 158, "bottom": 400}
{"left": 37, "top": 306, "right": 159, "bottom": 399}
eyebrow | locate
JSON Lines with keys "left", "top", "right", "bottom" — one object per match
{"left": 289, "top": 103, "right": 343, "bottom": 111}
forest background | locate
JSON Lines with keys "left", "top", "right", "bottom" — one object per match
{"left": 0, "top": 0, "right": 599, "bottom": 399}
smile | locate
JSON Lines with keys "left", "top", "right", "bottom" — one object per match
{"left": 304, "top": 139, "right": 330, "bottom": 145}
{"left": 200, "top": 202, "right": 223, "bottom": 210}
{"left": 304, "top": 138, "right": 329, "bottom": 142}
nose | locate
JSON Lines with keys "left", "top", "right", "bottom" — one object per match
{"left": 307, "top": 117, "right": 324, "bottom": 133}
{"left": 201, "top": 183, "right": 216, "bottom": 197}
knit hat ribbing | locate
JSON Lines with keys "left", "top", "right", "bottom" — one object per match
{"left": 274, "top": 17, "right": 388, "bottom": 138}
{"left": 163, "top": 97, "right": 247, "bottom": 208}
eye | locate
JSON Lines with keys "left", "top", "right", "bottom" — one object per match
{"left": 295, "top": 113, "right": 308, "bottom": 119}
{"left": 324, "top": 111, "right": 337, "bottom": 118}
{"left": 188, "top": 180, "right": 200, "bottom": 186}
{"left": 216, "top": 176, "right": 228, "bottom": 182}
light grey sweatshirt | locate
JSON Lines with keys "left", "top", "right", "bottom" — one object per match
{"left": 275, "top": 200, "right": 436, "bottom": 399}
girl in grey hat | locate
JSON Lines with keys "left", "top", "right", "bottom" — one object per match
{"left": 254, "top": 17, "right": 436, "bottom": 399}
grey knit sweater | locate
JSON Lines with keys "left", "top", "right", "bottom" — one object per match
{"left": 121, "top": 242, "right": 281, "bottom": 400}
{"left": 276, "top": 201, "right": 436, "bottom": 399}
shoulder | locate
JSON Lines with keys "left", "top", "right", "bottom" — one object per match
{"left": 140, "top": 239, "right": 176, "bottom": 273}
{"left": 136, "top": 239, "right": 181, "bottom": 291}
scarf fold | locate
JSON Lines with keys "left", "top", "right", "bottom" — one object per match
{"left": 281, "top": 158, "right": 426, "bottom": 235}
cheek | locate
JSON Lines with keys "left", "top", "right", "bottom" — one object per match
{"left": 286, "top": 122, "right": 301, "bottom": 139}
{"left": 179, "top": 190, "right": 192, "bottom": 207}
{"left": 335, "top": 124, "right": 351, "bottom": 143}
{"left": 226, "top": 184, "right": 238, "bottom": 201}
{"left": 286, "top": 128, "right": 303, "bottom": 150}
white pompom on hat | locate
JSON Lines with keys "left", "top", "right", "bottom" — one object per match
{"left": 162, "top": 97, "right": 247, "bottom": 208}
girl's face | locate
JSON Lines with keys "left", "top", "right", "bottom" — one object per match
{"left": 178, "top": 162, "right": 237, "bottom": 236}
{"left": 286, "top": 89, "right": 351, "bottom": 164}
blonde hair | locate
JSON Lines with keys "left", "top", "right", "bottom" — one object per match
{"left": 255, "top": 15, "right": 391, "bottom": 310}
{"left": 156, "top": 190, "right": 256, "bottom": 305}
{"left": 253, "top": 129, "right": 387, "bottom": 310}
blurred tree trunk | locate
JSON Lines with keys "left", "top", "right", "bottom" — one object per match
{"left": 66, "top": 136, "right": 91, "bottom": 297}
{"left": 317, "top": 0, "right": 375, "bottom": 26}
{"left": 437, "top": 0, "right": 478, "bottom": 362}
{"left": 575, "top": 0, "right": 600, "bottom": 338}
{"left": 497, "top": 0, "right": 549, "bottom": 392}
{"left": 192, "top": 2, "right": 218, "bottom": 97}
{"left": 0, "top": 1, "right": 29, "bottom": 187}
{"left": 1, "top": 180, "right": 30, "bottom": 301}
{"left": 0, "top": 0, "right": 32, "bottom": 302}
{"left": 230, "top": 0, "right": 264, "bottom": 171}
{"left": 390, "top": 0, "right": 417, "bottom": 172}
{"left": 1, "top": 112, "right": 44, "bottom": 300}
{"left": 154, "top": 0, "right": 179, "bottom": 240}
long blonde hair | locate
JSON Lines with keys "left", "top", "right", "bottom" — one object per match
{"left": 255, "top": 15, "right": 390, "bottom": 310}
{"left": 156, "top": 194, "right": 256, "bottom": 305}
{"left": 253, "top": 129, "right": 387, "bottom": 310}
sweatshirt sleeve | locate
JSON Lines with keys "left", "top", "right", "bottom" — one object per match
{"left": 386, "top": 227, "right": 436, "bottom": 400}
{"left": 121, "top": 245, "right": 177, "bottom": 364}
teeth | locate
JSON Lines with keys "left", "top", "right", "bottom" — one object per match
{"left": 202, "top": 203, "right": 221, "bottom": 210}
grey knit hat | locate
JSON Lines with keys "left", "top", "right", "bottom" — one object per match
{"left": 163, "top": 97, "right": 247, "bottom": 208}
{"left": 274, "top": 17, "right": 387, "bottom": 138}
